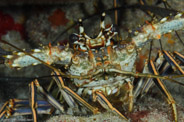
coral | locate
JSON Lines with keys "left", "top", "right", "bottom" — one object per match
{"left": 0, "top": 11, "right": 14, "bottom": 37}
{"left": 0, "top": 11, "right": 25, "bottom": 39}
{"left": 48, "top": 9, "right": 68, "bottom": 27}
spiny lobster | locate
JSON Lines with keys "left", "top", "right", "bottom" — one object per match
{"left": 0, "top": 9, "right": 184, "bottom": 122}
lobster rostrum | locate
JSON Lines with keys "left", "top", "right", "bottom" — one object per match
{"left": 0, "top": 11, "right": 184, "bottom": 122}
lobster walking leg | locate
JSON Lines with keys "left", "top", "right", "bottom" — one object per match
{"left": 134, "top": 50, "right": 184, "bottom": 99}
{"left": 127, "top": 81, "right": 133, "bottom": 112}
{"left": 134, "top": 61, "right": 152, "bottom": 99}
{"left": 0, "top": 99, "right": 53, "bottom": 121}
{"left": 149, "top": 60, "right": 177, "bottom": 122}
{"left": 174, "top": 51, "right": 184, "bottom": 63}
{"left": 51, "top": 69, "right": 99, "bottom": 114}
{"left": 134, "top": 50, "right": 184, "bottom": 122}
{"left": 163, "top": 50, "right": 184, "bottom": 74}
{"left": 33, "top": 80, "right": 65, "bottom": 113}
{"left": 0, "top": 79, "right": 66, "bottom": 121}
{"left": 93, "top": 91, "right": 128, "bottom": 120}
{"left": 29, "top": 82, "right": 38, "bottom": 122}
{"left": 134, "top": 50, "right": 165, "bottom": 98}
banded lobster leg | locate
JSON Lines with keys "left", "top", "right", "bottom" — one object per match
{"left": 51, "top": 70, "right": 99, "bottom": 115}
{"left": 0, "top": 99, "right": 53, "bottom": 122}
{"left": 134, "top": 50, "right": 166, "bottom": 98}
{"left": 148, "top": 60, "right": 177, "bottom": 121}
{"left": 134, "top": 50, "right": 184, "bottom": 98}
{"left": 0, "top": 71, "right": 99, "bottom": 122}
{"left": 174, "top": 51, "right": 184, "bottom": 65}
{"left": 92, "top": 91, "right": 128, "bottom": 120}
{"left": 0, "top": 76, "right": 98, "bottom": 122}
{"left": 52, "top": 69, "right": 128, "bottom": 120}
{"left": 86, "top": 79, "right": 133, "bottom": 120}
{"left": 0, "top": 95, "right": 61, "bottom": 122}
{"left": 134, "top": 50, "right": 184, "bottom": 122}
{"left": 0, "top": 80, "right": 65, "bottom": 122}
{"left": 162, "top": 50, "right": 184, "bottom": 75}
{"left": 90, "top": 79, "right": 134, "bottom": 120}
{"left": 30, "top": 79, "right": 68, "bottom": 122}
{"left": 35, "top": 74, "right": 100, "bottom": 120}
{"left": 0, "top": 80, "right": 64, "bottom": 122}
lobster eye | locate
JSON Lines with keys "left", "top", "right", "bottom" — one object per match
{"left": 69, "top": 34, "right": 79, "bottom": 45}
{"left": 111, "top": 24, "right": 119, "bottom": 33}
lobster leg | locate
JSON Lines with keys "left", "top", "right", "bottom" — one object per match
{"left": 134, "top": 51, "right": 165, "bottom": 99}
{"left": 134, "top": 61, "right": 152, "bottom": 99}
{"left": 93, "top": 91, "right": 128, "bottom": 120}
{"left": 51, "top": 69, "right": 99, "bottom": 114}
{"left": 148, "top": 60, "right": 177, "bottom": 122}
{"left": 0, "top": 99, "right": 53, "bottom": 121}
{"left": 47, "top": 79, "right": 64, "bottom": 104}
{"left": 163, "top": 50, "right": 184, "bottom": 75}
{"left": 29, "top": 81, "right": 38, "bottom": 122}
{"left": 174, "top": 51, "right": 184, "bottom": 64}
{"left": 51, "top": 76, "right": 78, "bottom": 109}
{"left": 135, "top": 50, "right": 184, "bottom": 99}
{"left": 33, "top": 80, "right": 65, "bottom": 113}
{"left": 0, "top": 79, "right": 66, "bottom": 121}
{"left": 127, "top": 81, "right": 134, "bottom": 112}
{"left": 134, "top": 50, "right": 182, "bottom": 121}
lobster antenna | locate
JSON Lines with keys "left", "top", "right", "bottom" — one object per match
{"left": 161, "top": 0, "right": 184, "bottom": 46}
{"left": 159, "top": 39, "right": 163, "bottom": 51}
{"left": 148, "top": 41, "right": 153, "bottom": 61}
{"left": 0, "top": 39, "right": 68, "bottom": 77}
{"left": 175, "top": 31, "right": 184, "bottom": 46}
